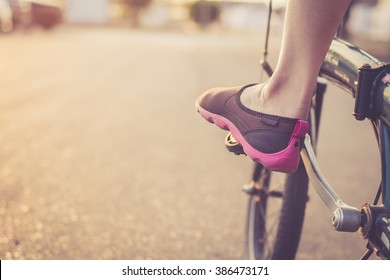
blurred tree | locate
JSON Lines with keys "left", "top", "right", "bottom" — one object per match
{"left": 189, "top": 0, "right": 221, "bottom": 29}
{"left": 123, "top": 0, "right": 152, "bottom": 27}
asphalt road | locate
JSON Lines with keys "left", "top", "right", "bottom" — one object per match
{"left": 0, "top": 26, "right": 385, "bottom": 260}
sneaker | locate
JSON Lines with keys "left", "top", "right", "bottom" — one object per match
{"left": 196, "top": 84, "right": 309, "bottom": 173}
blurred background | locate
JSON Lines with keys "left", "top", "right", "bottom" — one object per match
{"left": 0, "top": 0, "right": 389, "bottom": 47}
{"left": 0, "top": 0, "right": 389, "bottom": 260}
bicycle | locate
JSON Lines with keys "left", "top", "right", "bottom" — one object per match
{"left": 225, "top": 0, "right": 390, "bottom": 260}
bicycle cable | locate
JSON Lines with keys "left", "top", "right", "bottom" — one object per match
{"left": 373, "top": 182, "right": 382, "bottom": 205}
{"left": 370, "top": 120, "right": 382, "bottom": 205}
{"left": 260, "top": 0, "right": 274, "bottom": 77}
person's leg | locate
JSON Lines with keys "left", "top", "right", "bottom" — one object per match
{"left": 196, "top": 0, "right": 352, "bottom": 172}
{"left": 240, "top": 0, "right": 351, "bottom": 120}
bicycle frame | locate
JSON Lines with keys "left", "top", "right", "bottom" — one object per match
{"left": 242, "top": 0, "right": 390, "bottom": 260}
{"left": 300, "top": 38, "right": 390, "bottom": 258}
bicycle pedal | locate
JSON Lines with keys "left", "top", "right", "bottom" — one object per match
{"left": 225, "top": 133, "right": 246, "bottom": 156}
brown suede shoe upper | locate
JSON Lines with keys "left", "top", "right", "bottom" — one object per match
{"left": 197, "top": 84, "right": 301, "bottom": 153}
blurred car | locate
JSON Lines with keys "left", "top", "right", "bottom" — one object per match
{"left": 29, "top": 1, "right": 63, "bottom": 29}
{"left": 7, "top": 0, "right": 63, "bottom": 31}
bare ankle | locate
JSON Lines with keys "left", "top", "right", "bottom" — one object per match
{"left": 240, "top": 81, "right": 313, "bottom": 120}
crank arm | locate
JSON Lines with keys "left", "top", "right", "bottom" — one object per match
{"left": 300, "top": 134, "right": 361, "bottom": 232}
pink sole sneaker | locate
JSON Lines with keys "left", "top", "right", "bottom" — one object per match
{"left": 196, "top": 84, "right": 309, "bottom": 173}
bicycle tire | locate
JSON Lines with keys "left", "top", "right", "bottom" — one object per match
{"left": 246, "top": 160, "right": 309, "bottom": 260}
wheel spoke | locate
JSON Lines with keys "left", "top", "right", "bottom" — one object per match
{"left": 247, "top": 169, "right": 307, "bottom": 259}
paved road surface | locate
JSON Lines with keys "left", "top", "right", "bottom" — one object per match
{"left": 0, "top": 26, "right": 384, "bottom": 259}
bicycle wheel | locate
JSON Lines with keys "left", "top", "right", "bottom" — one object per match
{"left": 244, "top": 79, "right": 326, "bottom": 260}
{"left": 246, "top": 162, "right": 309, "bottom": 259}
